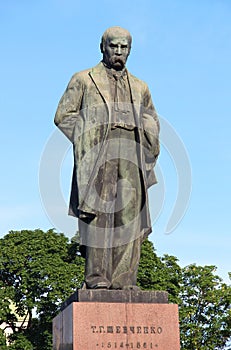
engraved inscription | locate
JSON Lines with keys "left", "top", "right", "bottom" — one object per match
{"left": 95, "top": 342, "right": 159, "bottom": 348}
{"left": 91, "top": 324, "right": 163, "bottom": 349}
{"left": 91, "top": 325, "right": 163, "bottom": 335}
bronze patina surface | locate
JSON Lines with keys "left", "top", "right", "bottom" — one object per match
{"left": 54, "top": 26, "right": 160, "bottom": 289}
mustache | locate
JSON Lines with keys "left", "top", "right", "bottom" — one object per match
{"left": 111, "top": 57, "right": 125, "bottom": 64}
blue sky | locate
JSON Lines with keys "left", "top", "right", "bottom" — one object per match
{"left": 0, "top": 0, "right": 230, "bottom": 283}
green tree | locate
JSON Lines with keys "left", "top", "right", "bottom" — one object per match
{"left": 0, "top": 328, "right": 7, "bottom": 350}
{"left": 6, "top": 333, "right": 33, "bottom": 350}
{"left": 137, "top": 239, "right": 182, "bottom": 303}
{"left": 137, "top": 240, "right": 231, "bottom": 349}
{"left": 0, "top": 229, "right": 84, "bottom": 349}
{"left": 179, "top": 264, "right": 231, "bottom": 349}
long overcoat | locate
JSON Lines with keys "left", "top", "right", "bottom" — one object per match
{"left": 54, "top": 62, "right": 160, "bottom": 237}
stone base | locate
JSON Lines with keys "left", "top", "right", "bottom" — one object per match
{"left": 53, "top": 291, "right": 180, "bottom": 350}
{"left": 60, "top": 289, "right": 168, "bottom": 311}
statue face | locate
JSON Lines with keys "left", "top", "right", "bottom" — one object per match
{"left": 103, "top": 35, "right": 130, "bottom": 70}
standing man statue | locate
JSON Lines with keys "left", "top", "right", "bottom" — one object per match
{"left": 54, "top": 26, "right": 160, "bottom": 290}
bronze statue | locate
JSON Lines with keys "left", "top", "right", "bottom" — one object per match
{"left": 54, "top": 26, "right": 160, "bottom": 289}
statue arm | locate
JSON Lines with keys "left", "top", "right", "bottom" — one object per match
{"left": 141, "top": 85, "right": 160, "bottom": 172}
{"left": 54, "top": 74, "right": 84, "bottom": 142}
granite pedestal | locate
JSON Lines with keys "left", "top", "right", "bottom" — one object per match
{"left": 53, "top": 290, "right": 180, "bottom": 350}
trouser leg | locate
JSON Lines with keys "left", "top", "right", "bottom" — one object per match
{"left": 110, "top": 237, "right": 141, "bottom": 289}
{"left": 79, "top": 215, "right": 113, "bottom": 289}
{"left": 79, "top": 207, "right": 142, "bottom": 290}
{"left": 84, "top": 246, "right": 111, "bottom": 289}
{"left": 83, "top": 237, "right": 141, "bottom": 290}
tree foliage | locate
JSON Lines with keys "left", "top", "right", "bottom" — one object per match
{"left": 180, "top": 264, "right": 231, "bottom": 349}
{"left": 138, "top": 241, "right": 231, "bottom": 349}
{"left": 0, "top": 328, "right": 7, "bottom": 349}
{"left": 0, "top": 229, "right": 84, "bottom": 349}
{"left": 137, "top": 239, "right": 182, "bottom": 303}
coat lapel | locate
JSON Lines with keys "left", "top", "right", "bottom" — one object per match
{"left": 89, "top": 62, "right": 111, "bottom": 106}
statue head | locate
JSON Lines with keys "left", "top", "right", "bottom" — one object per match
{"left": 100, "top": 26, "right": 132, "bottom": 71}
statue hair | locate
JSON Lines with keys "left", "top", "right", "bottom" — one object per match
{"left": 100, "top": 26, "right": 132, "bottom": 53}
